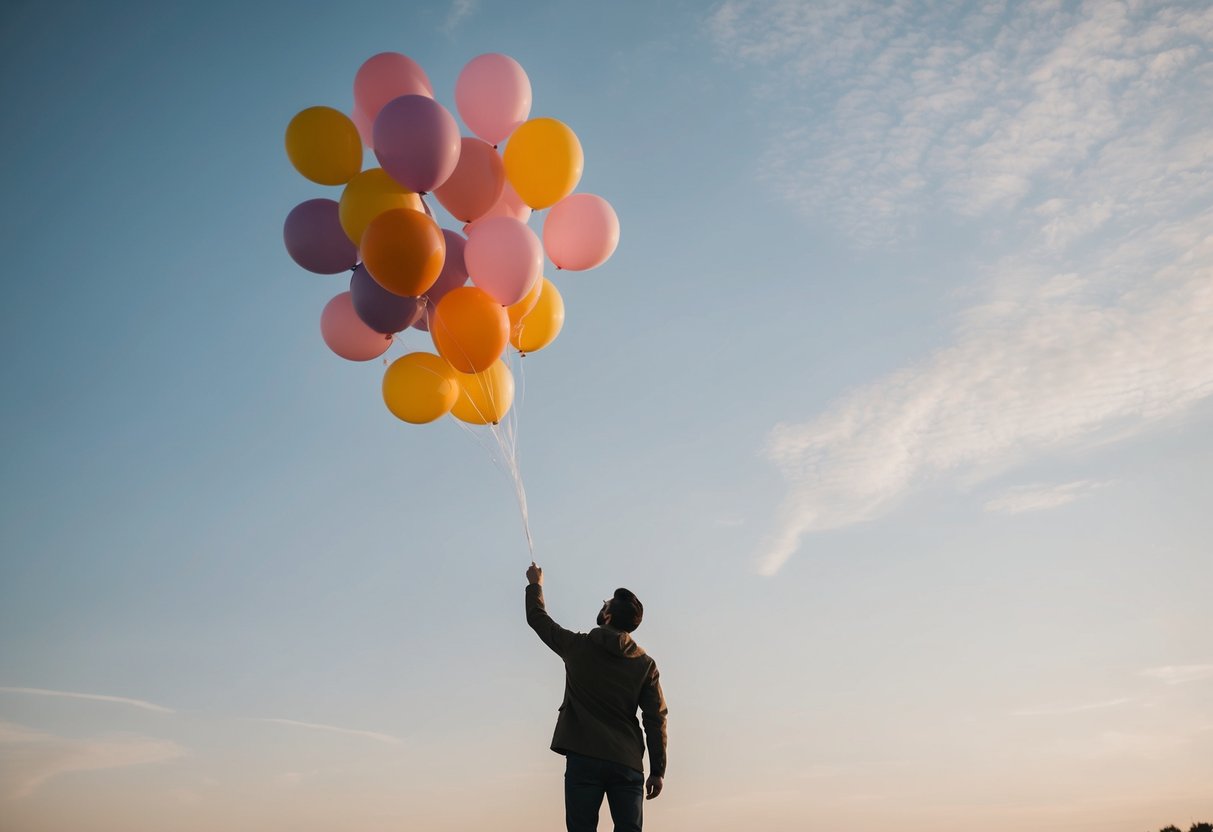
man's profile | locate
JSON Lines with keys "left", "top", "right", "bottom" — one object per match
{"left": 525, "top": 561, "right": 668, "bottom": 832}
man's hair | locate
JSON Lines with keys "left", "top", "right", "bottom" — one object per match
{"left": 608, "top": 588, "right": 643, "bottom": 632}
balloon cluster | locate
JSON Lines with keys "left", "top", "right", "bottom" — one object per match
{"left": 283, "top": 52, "right": 620, "bottom": 426}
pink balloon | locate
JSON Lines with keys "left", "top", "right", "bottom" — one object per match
{"left": 465, "top": 178, "right": 531, "bottom": 234}
{"left": 351, "top": 105, "right": 374, "bottom": 148}
{"left": 434, "top": 137, "right": 506, "bottom": 223}
{"left": 320, "top": 292, "right": 393, "bottom": 361}
{"left": 353, "top": 52, "right": 433, "bottom": 124}
{"left": 373, "top": 95, "right": 461, "bottom": 193}
{"left": 465, "top": 216, "right": 542, "bottom": 306}
{"left": 542, "top": 193, "right": 621, "bottom": 271}
{"left": 455, "top": 54, "right": 532, "bottom": 146}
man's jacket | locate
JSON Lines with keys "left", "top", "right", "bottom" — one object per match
{"left": 526, "top": 583, "right": 667, "bottom": 776}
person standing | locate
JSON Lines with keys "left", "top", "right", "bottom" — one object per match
{"left": 525, "top": 562, "right": 667, "bottom": 832}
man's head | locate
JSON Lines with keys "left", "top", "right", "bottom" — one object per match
{"left": 597, "top": 588, "right": 644, "bottom": 633}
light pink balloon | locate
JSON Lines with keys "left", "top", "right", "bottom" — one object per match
{"left": 465, "top": 216, "right": 542, "bottom": 306}
{"left": 351, "top": 105, "right": 374, "bottom": 148}
{"left": 320, "top": 292, "right": 393, "bottom": 361}
{"left": 354, "top": 52, "right": 434, "bottom": 125}
{"left": 455, "top": 54, "right": 532, "bottom": 146}
{"left": 542, "top": 193, "right": 621, "bottom": 271}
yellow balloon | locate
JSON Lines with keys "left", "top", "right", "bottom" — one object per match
{"left": 339, "top": 168, "right": 424, "bottom": 244}
{"left": 451, "top": 360, "right": 515, "bottom": 425}
{"left": 285, "top": 106, "right": 363, "bottom": 186}
{"left": 382, "top": 352, "right": 459, "bottom": 424}
{"left": 511, "top": 277, "right": 565, "bottom": 354}
{"left": 503, "top": 118, "right": 583, "bottom": 209}
{"left": 506, "top": 275, "right": 543, "bottom": 329}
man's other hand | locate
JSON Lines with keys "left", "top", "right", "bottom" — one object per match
{"left": 645, "top": 774, "right": 663, "bottom": 800}
{"left": 526, "top": 562, "right": 542, "bottom": 586}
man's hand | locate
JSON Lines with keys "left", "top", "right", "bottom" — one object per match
{"left": 526, "top": 561, "right": 542, "bottom": 586}
{"left": 645, "top": 774, "right": 663, "bottom": 800}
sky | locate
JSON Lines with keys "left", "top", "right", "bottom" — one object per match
{"left": 0, "top": 0, "right": 1211, "bottom": 830}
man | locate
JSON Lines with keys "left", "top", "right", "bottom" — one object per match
{"left": 525, "top": 561, "right": 668, "bottom": 832}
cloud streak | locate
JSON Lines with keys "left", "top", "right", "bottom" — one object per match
{"left": 984, "top": 480, "right": 1113, "bottom": 515}
{"left": 1140, "top": 664, "right": 1213, "bottom": 685}
{"left": 0, "top": 721, "right": 185, "bottom": 799}
{"left": 710, "top": 1, "right": 1213, "bottom": 573}
{"left": 0, "top": 686, "right": 174, "bottom": 714}
{"left": 253, "top": 718, "right": 401, "bottom": 745}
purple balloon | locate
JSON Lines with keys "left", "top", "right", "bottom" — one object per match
{"left": 373, "top": 95, "right": 461, "bottom": 193}
{"left": 412, "top": 229, "right": 469, "bottom": 331}
{"left": 350, "top": 265, "right": 425, "bottom": 334}
{"left": 283, "top": 199, "right": 358, "bottom": 274}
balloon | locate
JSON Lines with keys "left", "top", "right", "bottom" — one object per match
{"left": 543, "top": 193, "right": 620, "bottom": 271}
{"left": 431, "top": 286, "right": 509, "bottom": 373}
{"left": 506, "top": 275, "right": 543, "bottom": 329}
{"left": 466, "top": 178, "right": 531, "bottom": 233}
{"left": 352, "top": 105, "right": 374, "bottom": 147}
{"left": 320, "top": 292, "right": 393, "bottom": 361}
{"left": 354, "top": 52, "right": 433, "bottom": 124}
{"left": 373, "top": 95, "right": 461, "bottom": 193}
{"left": 382, "top": 352, "right": 459, "bottom": 424}
{"left": 283, "top": 199, "right": 358, "bottom": 274}
{"left": 503, "top": 118, "right": 583, "bottom": 209}
{"left": 510, "top": 277, "right": 564, "bottom": 354}
{"left": 338, "top": 168, "right": 423, "bottom": 244}
{"left": 451, "top": 360, "right": 515, "bottom": 425}
{"left": 465, "top": 216, "right": 542, "bottom": 306}
{"left": 285, "top": 106, "right": 363, "bottom": 185}
{"left": 455, "top": 54, "right": 532, "bottom": 146}
{"left": 360, "top": 208, "right": 445, "bottom": 297}
{"left": 434, "top": 137, "right": 505, "bottom": 223}
{"left": 350, "top": 264, "right": 425, "bottom": 333}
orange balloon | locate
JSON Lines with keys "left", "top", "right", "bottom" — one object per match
{"left": 338, "top": 168, "right": 423, "bottom": 244}
{"left": 431, "top": 286, "right": 509, "bottom": 374}
{"left": 360, "top": 208, "right": 446, "bottom": 297}
{"left": 506, "top": 275, "right": 543, "bottom": 329}
{"left": 382, "top": 352, "right": 459, "bottom": 424}
{"left": 451, "top": 360, "right": 515, "bottom": 425}
{"left": 434, "top": 137, "right": 506, "bottom": 223}
{"left": 511, "top": 277, "right": 565, "bottom": 353}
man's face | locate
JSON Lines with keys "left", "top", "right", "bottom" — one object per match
{"left": 596, "top": 600, "right": 611, "bottom": 627}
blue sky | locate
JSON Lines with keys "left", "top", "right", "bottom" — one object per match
{"left": 1, "top": 1, "right": 1211, "bottom": 830}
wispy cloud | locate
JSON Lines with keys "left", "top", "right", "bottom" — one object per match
{"left": 253, "top": 718, "right": 401, "bottom": 745}
{"left": 0, "top": 720, "right": 185, "bottom": 798}
{"left": 1011, "top": 697, "right": 1134, "bottom": 717}
{"left": 1140, "top": 664, "right": 1213, "bottom": 685}
{"left": 984, "top": 480, "right": 1114, "bottom": 515}
{"left": 710, "top": 1, "right": 1213, "bottom": 573}
{"left": 0, "top": 686, "right": 174, "bottom": 714}
{"left": 442, "top": 0, "right": 477, "bottom": 33}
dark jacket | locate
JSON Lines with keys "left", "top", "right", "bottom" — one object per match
{"left": 526, "top": 583, "right": 667, "bottom": 776}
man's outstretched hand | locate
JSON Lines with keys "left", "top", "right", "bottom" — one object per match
{"left": 646, "top": 774, "right": 663, "bottom": 800}
{"left": 526, "top": 561, "right": 543, "bottom": 586}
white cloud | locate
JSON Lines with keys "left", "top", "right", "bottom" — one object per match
{"left": 0, "top": 686, "right": 175, "bottom": 714}
{"left": 443, "top": 0, "right": 477, "bottom": 32}
{"left": 1011, "top": 697, "right": 1134, "bottom": 717}
{"left": 253, "top": 718, "right": 401, "bottom": 745}
{"left": 1140, "top": 664, "right": 1213, "bottom": 685}
{"left": 0, "top": 720, "right": 185, "bottom": 799}
{"left": 709, "top": 1, "right": 1213, "bottom": 573}
{"left": 984, "top": 480, "right": 1113, "bottom": 515}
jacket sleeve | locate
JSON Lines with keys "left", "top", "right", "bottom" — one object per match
{"left": 525, "top": 584, "right": 577, "bottom": 657}
{"left": 639, "top": 660, "right": 668, "bottom": 778}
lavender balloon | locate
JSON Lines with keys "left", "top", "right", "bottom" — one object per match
{"left": 413, "top": 230, "right": 469, "bottom": 331}
{"left": 350, "top": 264, "right": 425, "bottom": 333}
{"left": 283, "top": 199, "right": 358, "bottom": 274}
{"left": 373, "top": 95, "right": 461, "bottom": 193}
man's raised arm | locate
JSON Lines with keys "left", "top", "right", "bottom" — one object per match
{"left": 524, "top": 562, "right": 576, "bottom": 657}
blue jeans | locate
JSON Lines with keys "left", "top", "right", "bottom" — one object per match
{"left": 564, "top": 752, "right": 644, "bottom": 832}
